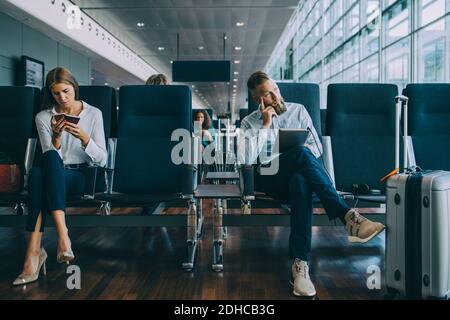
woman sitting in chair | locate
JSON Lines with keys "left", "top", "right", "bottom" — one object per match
{"left": 193, "top": 110, "right": 216, "bottom": 183}
{"left": 13, "top": 67, "right": 107, "bottom": 286}
{"left": 193, "top": 110, "right": 215, "bottom": 149}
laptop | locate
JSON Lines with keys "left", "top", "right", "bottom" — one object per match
{"left": 275, "top": 129, "right": 310, "bottom": 153}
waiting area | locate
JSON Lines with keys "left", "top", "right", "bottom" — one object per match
{"left": 1, "top": 81, "right": 449, "bottom": 300}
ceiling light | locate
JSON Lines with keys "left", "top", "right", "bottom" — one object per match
{"left": 233, "top": 72, "right": 239, "bottom": 75}
{"left": 170, "top": 60, "right": 173, "bottom": 64}
{"left": 104, "top": 82, "right": 108, "bottom": 86}
{"left": 236, "top": 22, "right": 245, "bottom": 27}
{"left": 137, "top": 22, "right": 145, "bottom": 27}
{"left": 234, "top": 46, "right": 242, "bottom": 51}
{"left": 233, "top": 79, "right": 238, "bottom": 82}
{"left": 233, "top": 85, "right": 237, "bottom": 88}
{"left": 198, "top": 46, "right": 204, "bottom": 50}
{"left": 234, "top": 60, "right": 240, "bottom": 64}
{"left": 157, "top": 46, "right": 165, "bottom": 51}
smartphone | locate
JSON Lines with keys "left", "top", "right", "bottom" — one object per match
{"left": 53, "top": 113, "right": 65, "bottom": 122}
{"left": 64, "top": 114, "right": 80, "bottom": 124}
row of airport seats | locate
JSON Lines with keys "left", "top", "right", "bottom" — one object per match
{"left": 329, "top": 83, "right": 450, "bottom": 196}
{"left": 0, "top": 85, "right": 201, "bottom": 270}
{"left": 204, "top": 82, "right": 448, "bottom": 272}
{"left": 244, "top": 83, "right": 450, "bottom": 204}
{"left": 2, "top": 82, "right": 447, "bottom": 206}
{"left": 1, "top": 83, "right": 449, "bottom": 270}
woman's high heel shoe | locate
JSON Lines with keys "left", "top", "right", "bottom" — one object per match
{"left": 13, "top": 248, "right": 47, "bottom": 286}
{"left": 57, "top": 249, "right": 74, "bottom": 264}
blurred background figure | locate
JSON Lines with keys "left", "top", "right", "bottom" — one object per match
{"left": 145, "top": 74, "right": 169, "bottom": 85}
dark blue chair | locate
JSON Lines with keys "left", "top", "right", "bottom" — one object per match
{"left": 0, "top": 86, "right": 40, "bottom": 214}
{"left": 78, "top": 86, "right": 117, "bottom": 195}
{"left": 31, "top": 86, "right": 117, "bottom": 208}
{"left": 326, "top": 83, "right": 399, "bottom": 200}
{"left": 248, "top": 83, "right": 322, "bottom": 141}
{"left": 96, "top": 85, "right": 199, "bottom": 270}
{"left": 236, "top": 108, "right": 249, "bottom": 128}
{"left": 403, "top": 84, "right": 450, "bottom": 171}
{"left": 240, "top": 83, "right": 323, "bottom": 214}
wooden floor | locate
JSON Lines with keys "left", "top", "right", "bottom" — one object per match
{"left": 0, "top": 201, "right": 386, "bottom": 300}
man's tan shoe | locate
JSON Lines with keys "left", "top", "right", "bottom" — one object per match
{"left": 345, "top": 209, "right": 385, "bottom": 243}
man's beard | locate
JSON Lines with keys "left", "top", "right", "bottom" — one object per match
{"left": 271, "top": 97, "right": 287, "bottom": 115}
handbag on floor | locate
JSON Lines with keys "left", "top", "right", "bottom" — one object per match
{"left": 0, "top": 152, "right": 22, "bottom": 194}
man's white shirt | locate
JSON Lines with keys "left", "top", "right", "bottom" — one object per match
{"left": 237, "top": 102, "right": 322, "bottom": 166}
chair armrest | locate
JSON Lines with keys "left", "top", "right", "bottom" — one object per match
{"left": 23, "top": 138, "right": 37, "bottom": 189}
{"left": 239, "top": 165, "right": 255, "bottom": 200}
{"left": 322, "top": 136, "right": 336, "bottom": 188}
{"left": 106, "top": 138, "right": 117, "bottom": 170}
{"left": 104, "top": 138, "right": 117, "bottom": 194}
{"left": 182, "top": 164, "right": 195, "bottom": 197}
{"left": 82, "top": 165, "right": 99, "bottom": 199}
{"left": 407, "top": 136, "right": 416, "bottom": 168}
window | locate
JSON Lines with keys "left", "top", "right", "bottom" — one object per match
{"left": 384, "top": 37, "right": 410, "bottom": 87}
{"left": 265, "top": 0, "right": 449, "bottom": 105}
{"left": 360, "top": 54, "right": 380, "bottom": 82}
{"left": 344, "top": 36, "right": 360, "bottom": 68}
{"left": 365, "top": 0, "right": 380, "bottom": 24}
{"left": 346, "top": 4, "right": 360, "bottom": 37}
{"left": 344, "top": 64, "right": 360, "bottom": 82}
{"left": 419, "top": 0, "right": 446, "bottom": 27}
{"left": 383, "top": 0, "right": 410, "bottom": 46}
{"left": 362, "top": 25, "right": 380, "bottom": 58}
{"left": 417, "top": 20, "right": 446, "bottom": 82}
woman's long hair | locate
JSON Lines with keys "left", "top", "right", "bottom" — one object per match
{"left": 194, "top": 110, "right": 212, "bottom": 130}
{"left": 42, "top": 67, "right": 79, "bottom": 109}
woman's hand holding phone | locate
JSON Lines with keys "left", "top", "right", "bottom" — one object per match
{"left": 51, "top": 115, "right": 90, "bottom": 147}
{"left": 64, "top": 122, "right": 90, "bottom": 147}
{"left": 51, "top": 115, "right": 67, "bottom": 138}
{"left": 260, "top": 97, "right": 277, "bottom": 128}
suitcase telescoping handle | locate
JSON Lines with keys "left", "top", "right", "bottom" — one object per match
{"left": 395, "top": 95, "right": 409, "bottom": 173}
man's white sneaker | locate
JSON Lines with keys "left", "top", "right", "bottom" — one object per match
{"left": 345, "top": 209, "right": 385, "bottom": 243}
{"left": 291, "top": 259, "right": 316, "bottom": 297}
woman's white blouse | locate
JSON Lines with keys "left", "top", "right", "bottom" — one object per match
{"left": 35, "top": 101, "right": 107, "bottom": 167}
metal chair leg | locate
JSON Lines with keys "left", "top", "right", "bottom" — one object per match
{"left": 99, "top": 202, "right": 111, "bottom": 215}
{"left": 182, "top": 199, "right": 198, "bottom": 272}
{"left": 212, "top": 199, "right": 224, "bottom": 272}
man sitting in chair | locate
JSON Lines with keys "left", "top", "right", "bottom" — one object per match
{"left": 238, "top": 70, "right": 385, "bottom": 297}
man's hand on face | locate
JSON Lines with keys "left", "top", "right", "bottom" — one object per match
{"left": 260, "top": 97, "right": 277, "bottom": 128}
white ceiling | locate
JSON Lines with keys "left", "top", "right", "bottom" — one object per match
{"left": 72, "top": 0, "right": 298, "bottom": 115}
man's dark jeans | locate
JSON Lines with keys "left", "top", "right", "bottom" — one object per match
{"left": 256, "top": 146, "right": 350, "bottom": 261}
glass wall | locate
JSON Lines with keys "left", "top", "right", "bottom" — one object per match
{"left": 265, "top": 0, "right": 450, "bottom": 107}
